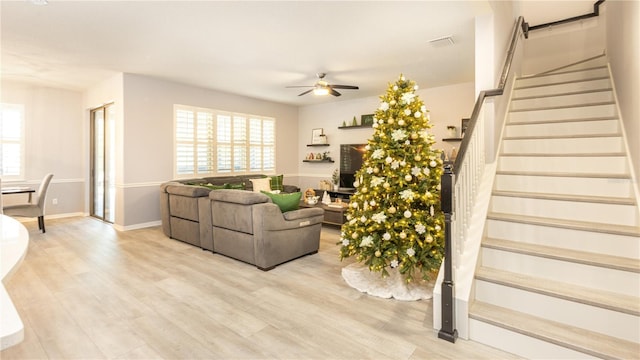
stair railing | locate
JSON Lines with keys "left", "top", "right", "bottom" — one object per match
{"left": 438, "top": 15, "right": 527, "bottom": 343}
{"left": 438, "top": 0, "right": 607, "bottom": 343}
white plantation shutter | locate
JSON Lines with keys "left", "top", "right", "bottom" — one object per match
{"left": 174, "top": 105, "right": 275, "bottom": 178}
{"left": 0, "top": 103, "right": 25, "bottom": 179}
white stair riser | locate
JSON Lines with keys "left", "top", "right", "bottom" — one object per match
{"left": 502, "top": 137, "right": 624, "bottom": 154}
{"left": 493, "top": 174, "right": 634, "bottom": 198}
{"left": 480, "top": 248, "right": 640, "bottom": 296}
{"left": 513, "top": 78, "right": 611, "bottom": 98}
{"left": 509, "top": 104, "right": 616, "bottom": 123}
{"left": 511, "top": 90, "right": 614, "bottom": 110}
{"left": 469, "top": 318, "right": 601, "bottom": 360}
{"left": 485, "top": 218, "right": 640, "bottom": 259}
{"left": 504, "top": 119, "right": 619, "bottom": 137}
{"left": 497, "top": 156, "right": 628, "bottom": 174}
{"left": 516, "top": 67, "right": 610, "bottom": 88}
{"left": 475, "top": 281, "right": 640, "bottom": 343}
{"left": 490, "top": 196, "right": 639, "bottom": 227}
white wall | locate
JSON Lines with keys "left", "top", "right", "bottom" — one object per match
{"left": 521, "top": 14, "right": 606, "bottom": 75}
{"left": 606, "top": 0, "right": 640, "bottom": 190}
{"left": 117, "top": 74, "right": 299, "bottom": 228}
{"left": 1, "top": 81, "right": 85, "bottom": 216}
{"left": 296, "top": 82, "right": 475, "bottom": 191}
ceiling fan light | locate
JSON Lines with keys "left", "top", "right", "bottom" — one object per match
{"left": 313, "top": 87, "right": 329, "bottom": 96}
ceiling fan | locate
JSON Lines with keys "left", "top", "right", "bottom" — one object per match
{"left": 287, "top": 73, "right": 359, "bottom": 97}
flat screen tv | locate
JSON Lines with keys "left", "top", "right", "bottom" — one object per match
{"left": 339, "top": 143, "right": 366, "bottom": 190}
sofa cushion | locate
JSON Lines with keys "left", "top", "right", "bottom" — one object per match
{"left": 249, "top": 177, "right": 271, "bottom": 193}
{"left": 269, "top": 174, "right": 284, "bottom": 191}
{"left": 261, "top": 191, "right": 301, "bottom": 212}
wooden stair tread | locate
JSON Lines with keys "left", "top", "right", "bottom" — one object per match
{"left": 503, "top": 133, "right": 621, "bottom": 140}
{"left": 505, "top": 116, "right": 618, "bottom": 125}
{"left": 470, "top": 302, "right": 640, "bottom": 360}
{"left": 500, "top": 152, "right": 626, "bottom": 157}
{"left": 513, "top": 76, "right": 609, "bottom": 90}
{"left": 495, "top": 170, "right": 631, "bottom": 179}
{"left": 518, "top": 63, "right": 608, "bottom": 79}
{"left": 482, "top": 238, "right": 640, "bottom": 274}
{"left": 476, "top": 266, "right": 640, "bottom": 315}
{"left": 487, "top": 212, "right": 640, "bottom": 237}
{"left": 511, "top": 87, "right": 613, "bottom": 101}
{"left": 491, "top": 190, "right": 637, "bottom": 206}
{"left": 509, "top": 101, "right": 615, "bottom": 113}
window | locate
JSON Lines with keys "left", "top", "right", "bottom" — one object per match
{"left": 0, "top": 103, "right": 25, "bottom": 180}
{"left": 174, "top": 105, "right": 275, "bottom": 178}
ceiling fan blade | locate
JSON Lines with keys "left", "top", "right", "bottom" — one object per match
{"left": 330, "top": 85, "right": 359, "bottom": 90}
{"left": 298, "top": 89, "right": 314, "bottom": 96}
{"left": 330, "top": 88, "right": 342, "bottom": 96}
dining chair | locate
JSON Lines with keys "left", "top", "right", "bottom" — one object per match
{"left": 3, "top": 173, "right": 54, "bottom": 233}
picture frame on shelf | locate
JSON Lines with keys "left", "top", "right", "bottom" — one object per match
{"left": 311, "top": 128, "right": 326, "bottom": 144}
{"left": 361, "top": 114, "right": 374, "bottom": 126}
{"left": 461, "top": 118, "right": 470, "bottom": 137}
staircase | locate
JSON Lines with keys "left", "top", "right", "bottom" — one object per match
{"left": 468, "top": 55, "right": 640, "bottom": 359}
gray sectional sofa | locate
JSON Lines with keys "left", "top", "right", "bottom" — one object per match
{"left": 160, "top": 175, "right": 323, "bottom": 270}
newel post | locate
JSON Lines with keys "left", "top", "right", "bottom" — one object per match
{"left": 438, "top": 164, "right": 458, "bottom": 343}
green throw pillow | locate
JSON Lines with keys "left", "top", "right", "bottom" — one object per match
{"left": 223, "top": 183, "right": 245, "bottom": 190}
{"left": 197, "top": 183, "right": 226, "bottom": 190}
{"left": 261, "top": 191, "right": 301, "bottom": 212}
{"left": 269, "top": 174, "right": 284, "bottom": 191}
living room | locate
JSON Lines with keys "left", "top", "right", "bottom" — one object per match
{"left": 2, "top": 0, "right": 639, "bottom": 358}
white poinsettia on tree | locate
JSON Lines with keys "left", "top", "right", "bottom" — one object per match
{"left": 338, "top": 74, "right": 444, "bottom": 282}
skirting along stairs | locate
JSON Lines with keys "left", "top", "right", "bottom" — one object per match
{"left": 469, "top": 55, "right": 640, "bottom": 359}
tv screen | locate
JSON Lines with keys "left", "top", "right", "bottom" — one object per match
{"left": 339, "top": 144, "right": 366, "bottom": 189}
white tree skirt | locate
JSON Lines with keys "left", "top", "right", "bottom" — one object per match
{"left": 341, "top": 263, "right": 435, "bottom": 301}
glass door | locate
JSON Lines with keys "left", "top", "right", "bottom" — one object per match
{"left": 90, "top": 104, "right": 115, "bottom": 223}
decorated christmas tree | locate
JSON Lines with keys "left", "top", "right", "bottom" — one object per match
{"left": 338, "top": 75, "right": 444, "bottom": 282}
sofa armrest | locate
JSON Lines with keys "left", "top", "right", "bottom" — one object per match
{"left": 253, "top": 203, "right": 324, "bottom": 231}
{"left": 166, "top": 184, "right": 211, "bottom": 197}
{"left": 283, "top": 207, "right": 324, "bottom": 221}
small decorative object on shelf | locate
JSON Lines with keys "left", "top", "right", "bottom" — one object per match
{"left": 361, "top": 114, "right": 374, "bottom": 126}
{"left": 319, "top": 180, "right": 332, "bottom": 190}
{"left": 342, "top": 120, "right": 347, "bottom": 127}
{"left": 461, "top": 118, "right": 470, "bottom": 137}
{"left": 331, "top": 168, "right": 340, "bottom": 190}
{"left": 450, "top": 147, "right": 458, "bottom": 161}
{"left": 352, "top": 116, "right": 358, "bottom": 126}
{"left": 311, "top": 128, "right": 325, "bottom": 145}
{"left": 446, "top": 125, "right": 457, "bottom": 138}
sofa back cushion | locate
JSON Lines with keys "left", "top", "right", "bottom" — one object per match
{"left": 210, "top": 190, "right": 270, "bottom": 234}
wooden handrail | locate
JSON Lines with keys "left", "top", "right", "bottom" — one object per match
{"left": 528, "top": 0, "right": 605, "bottom": 32}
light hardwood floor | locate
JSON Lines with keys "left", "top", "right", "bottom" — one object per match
{"left": 1, "top": 217, "right": 520, "bottom": 359}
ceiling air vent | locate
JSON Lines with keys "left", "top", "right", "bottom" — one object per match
{"left": 428, "top": 35, "right": 454, "bottom": 47}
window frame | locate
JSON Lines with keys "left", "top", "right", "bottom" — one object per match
{"left": 173, "top": 104, "right": 276, "bottom": 179}
{"left": 0, "top": 103, "right": 26, "bottom": 181}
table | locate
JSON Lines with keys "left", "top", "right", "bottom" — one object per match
{"left": 1, "top": 187, "right": 35, "bottom": 203}
{"left": 300, "top": 201, "right": 348, "bottom": 226}
{"left": 0, "top": 215, "right": 29, "bottom": 350}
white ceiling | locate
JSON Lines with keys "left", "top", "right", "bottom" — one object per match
{"left": 1, "top": 0, "right": 597, "bottom": 106}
